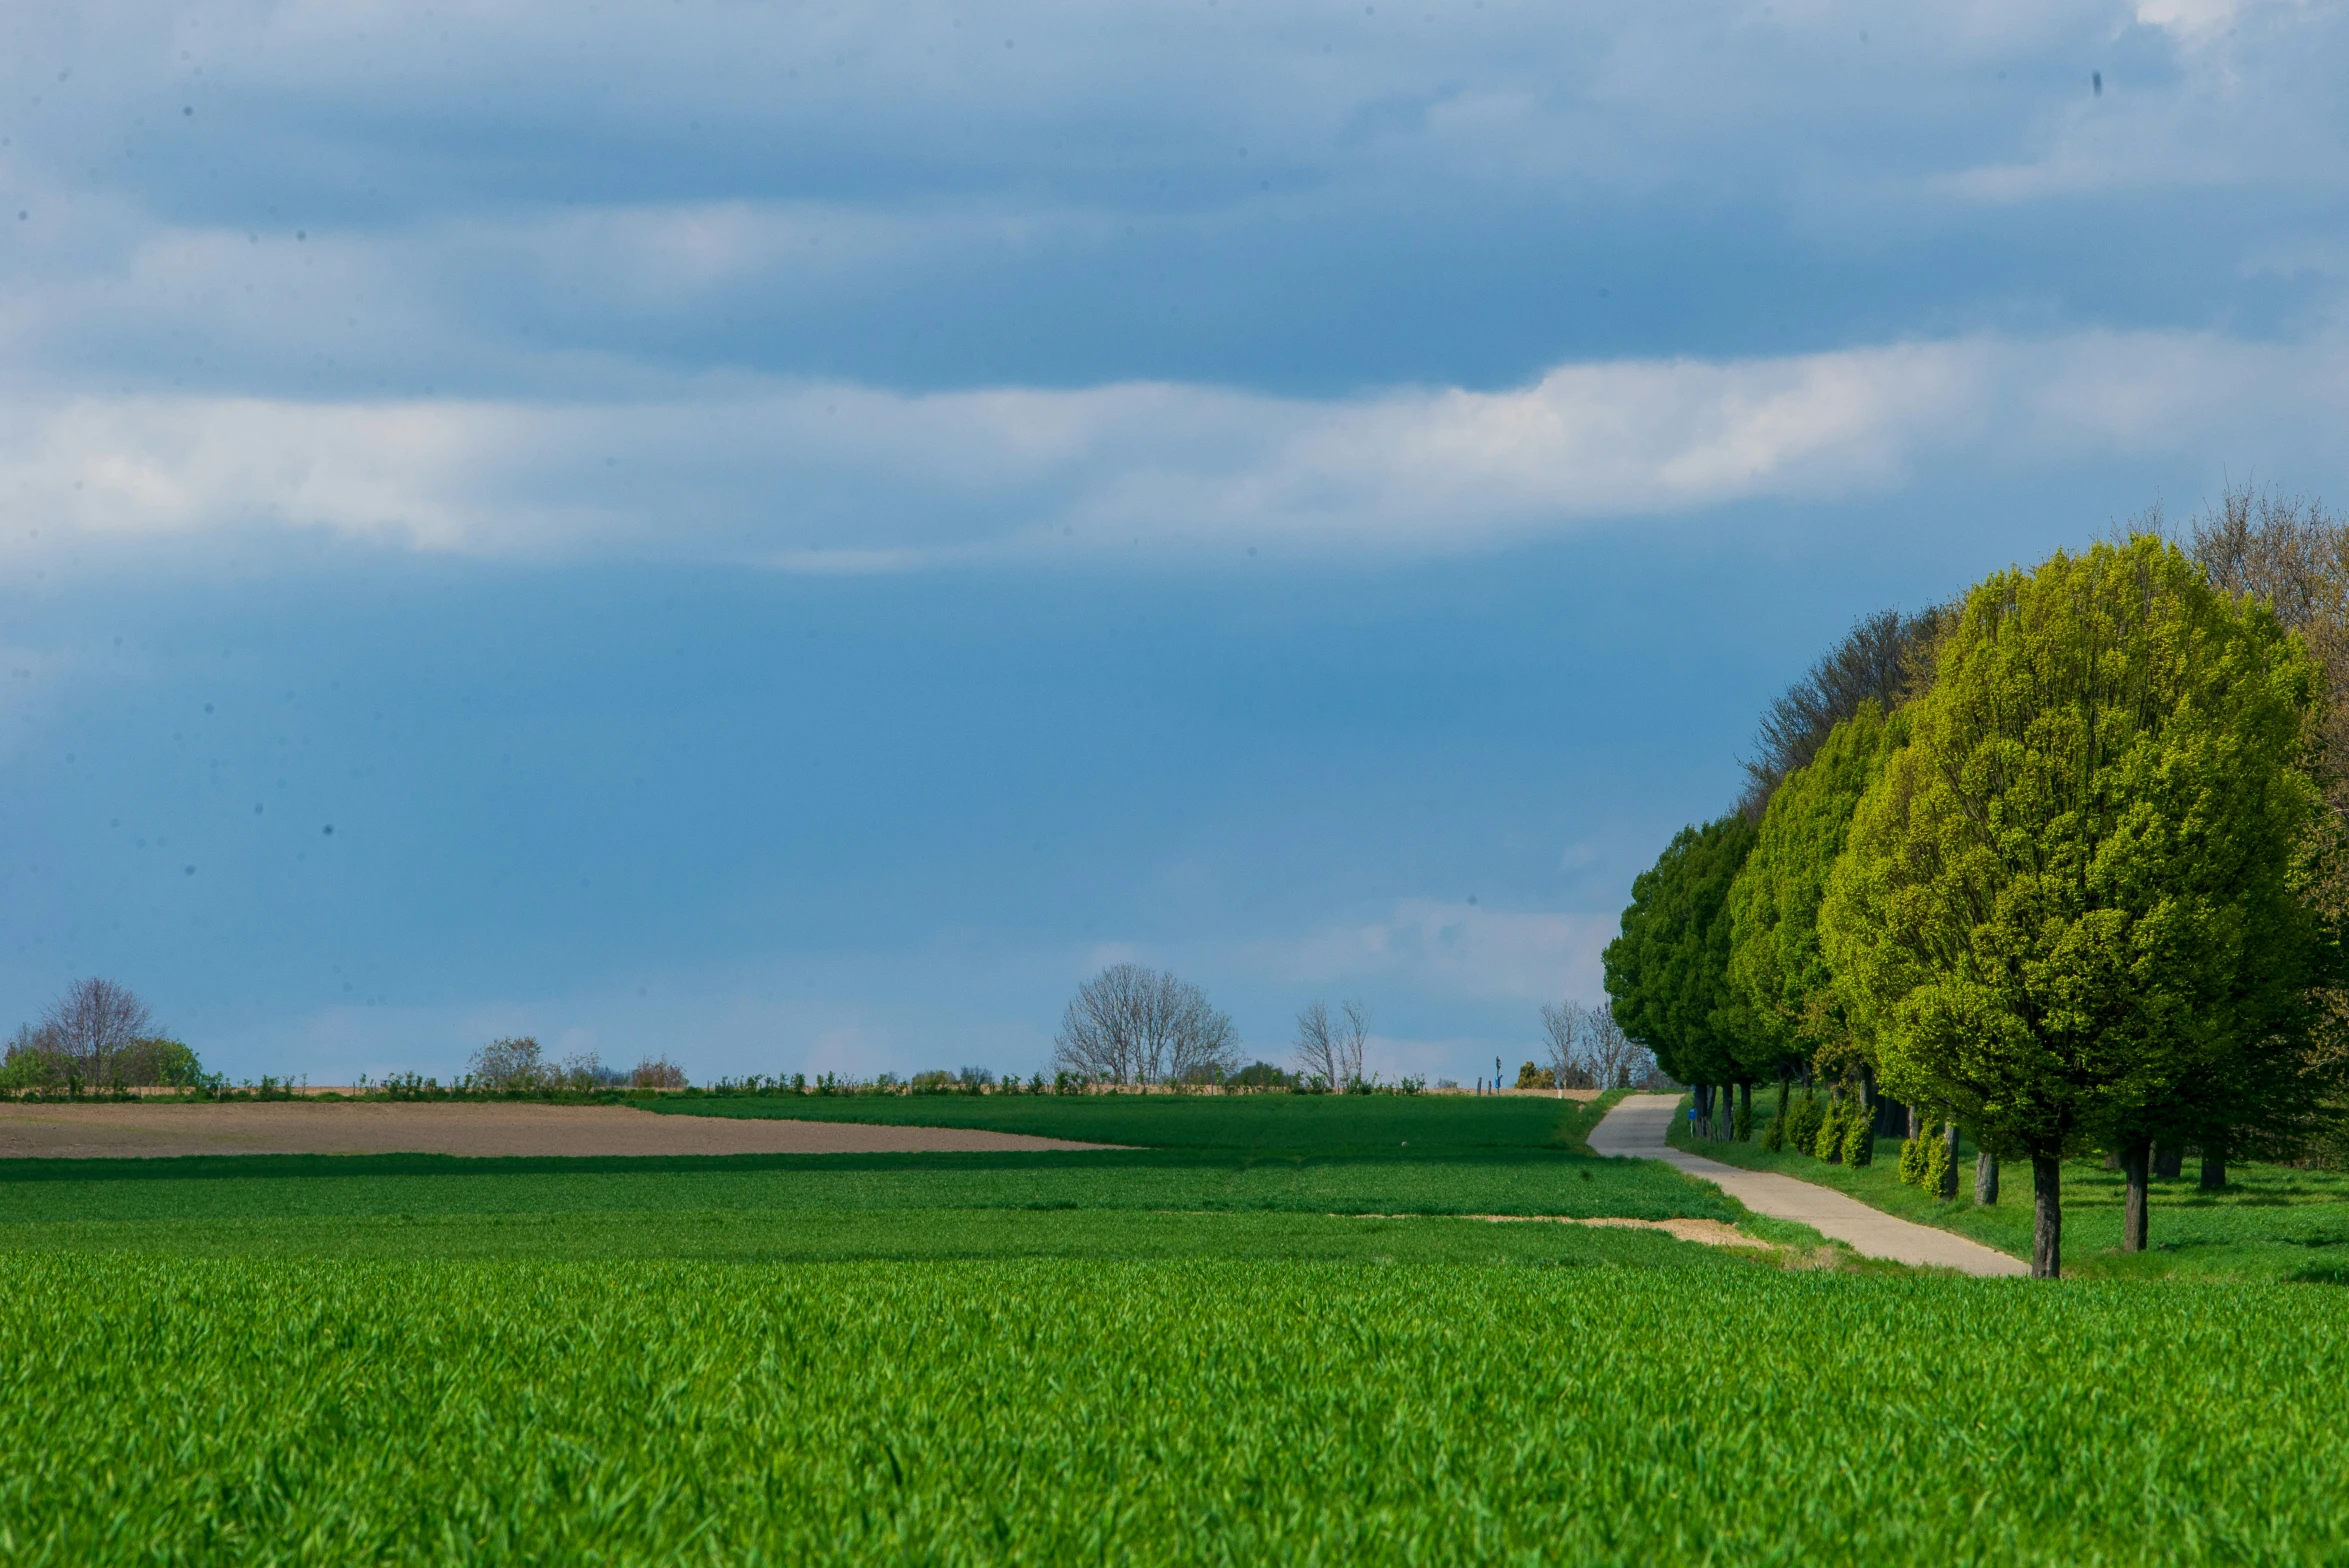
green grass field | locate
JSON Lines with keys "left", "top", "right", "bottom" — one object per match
{"left": 0, "top": 1092, "right": 1743, "bottom": 1264}
{"left": 1675, "top": 1093, "right": 2349, "bottom": 1282}
{"left": 640, "top": 1086, "right": 1609, "bottom": 1156}
{"left": 3, "top": 1092, "right": 2345, "bottom": 1562}
{"left": 5, "top": 1255, "right": 2346, "bottom": 1565}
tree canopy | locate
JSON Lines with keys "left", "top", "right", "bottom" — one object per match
{"left": 1738, "top": 606, "right": 1949, "bottom": 816}
{"left": 1818, "top": 535, "right": 2335, "bottom": 1273}
{"left": 1727, "top": 701, "right": 1899, "bottom": 1079}
{"left": 1603, "top": 813, "right": 1758, "bottom": 1087}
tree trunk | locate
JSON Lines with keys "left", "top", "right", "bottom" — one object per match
{"left": 2153, "top": 1142, "right": 2183, "bottom": 1180}
{"left": 1906, "top": 1103, "right": 1920, "bottom": 1139}
{"left": 1974, "top": 1150, "right": 1999, "bottom": 1206}
{"left": 2031, "top": 1154, "right": 2063, "bottom": 1279}
{"left": 1938, "top": 1121, "right": 1961, "bottom": 1200}
{"left": 2200, "top": 1134, "right": 2228, "bottom": 1191}
{"left": 2120, "top": 1136, "right": 2151, "bottom": 1253}
{"left": 1737, "top": 1081, "right": 1752, "bottom": 1141}
{"left": 1775, "top": 1071, "right": 1790, "bottom": 1130}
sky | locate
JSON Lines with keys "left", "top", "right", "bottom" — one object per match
{"left": 4, "top": 0, "right": 2348, "bottom": 1086}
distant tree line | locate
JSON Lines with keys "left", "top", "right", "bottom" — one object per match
{"left": 1, "top": 979, "right": 207, "bottom": 1093}
{"left": 1605, "top": 491, "right": 2349, "bottom": 1277}
{"left": 1042, "top": 964, "right": 1450, "bottom": 1093}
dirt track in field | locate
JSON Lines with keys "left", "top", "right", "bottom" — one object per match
{"left": 0, "top": 1103, "right": 1121, "bottom": 1160}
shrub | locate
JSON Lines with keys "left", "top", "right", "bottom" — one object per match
{"left": 1840, "top": 1108, "right": 1874, "bottom": 1167}
{"left": 630, "top": 1056, "right": 688, "bottom": 1090}
{"left": 1734, "top": 1093, "right": 1753, "bottom": 1141}
{"left": 1898, "top": 1134, "right": 1928, "bottom": 1188}
{"left": 1760, "top": 1108, "right": 1785, "bottom": 1152}
{"left": 1812, "top": 1100, "right": 1845, "bottom": 1163}
{"left": 1229, "top": 1061, "right": 1291, "bottom": 1090}
{"left": 1514, "top": 1062, "right": 1556, "bottom": 1090}
{"left": 1784, "top": 1092, "right": 1825, "bottom": 1156}
{"left": 1921, "top": 1129, "right": 1952, "bottom": 1197}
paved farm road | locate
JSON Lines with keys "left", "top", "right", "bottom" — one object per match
{"left": 1588, "top": 1094, "right": 2029, "bottom": 1277}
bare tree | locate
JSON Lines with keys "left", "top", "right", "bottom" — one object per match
{"left": 1294, "top": 998, "right": 1369, "bottom": 1088}
{"left": 630, "top": 1055, "right": 688, "bottom": 1089}
{"left": 471, "top": 1036, "right": 548, "bottom": 1089}
{"left": 1335, "top": 1000, "right": 1369, "bottom": 1088}
{"left": 1738, "top": 605, "right": 1954, "bottom": 816}
{"left": 1540, "top": 1004, "right": 1596, "bottom": 1089}
{"left": 1539, "top": 999, "right": 1654, "bottom": 1091}
{"left": 2192, "top": 486, "right": 2349, "bottom": 808}
{"left": 42, "top": 979, "right": 154, "bottom": 1082}
{"left": 1294, "top": 1000, "right": 1337, "bottom": 1088}
{"left": 1055, "top": 964, "right": 1238, "bottom": 1086}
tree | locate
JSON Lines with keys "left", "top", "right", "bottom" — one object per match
{"left": 472, "top": 1036, "right": 548, "bottom": 1089}
{"left": 42, "top": 979, "right": 154, "bottom": 1083}
{"left": 1727, "top": 702, "right": 1899, "bottom": 1094}
{"left": 1293, "top": 998, "right": 1369, "bottom": 1089}
{"left": 1821, "top": 536, "right": 2333, "bottom": 1277}
{"left": 1055, "top": 964, "right": 1238, "bottom": 1087}
{"left": 1739, "top": 606, "right": 1951, "bottom": 816}
{"left": 2190, "top": 486, "right": 2349, "bottom": 1188}
{"left": 1604, "top": 814, "right": 1759, "bottom": 1130}
{"left": 1541, "top": 998, "right": 1653, "bottom": 1090}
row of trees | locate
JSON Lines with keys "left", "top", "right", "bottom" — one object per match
{"left": 1052, "top": 964, "right": 1377, "bottom": 1089}
{"left": 1054, "top": 963, "right": 1644, "bottom": 1092}
{"left": 466, "top": 1036, "right": 687, "bottom": 1091}
{"left": 1606, "top": 493, "right": 2349, "bottom": 1277}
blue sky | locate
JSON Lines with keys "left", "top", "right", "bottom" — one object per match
{"left": 4, "top": 0, "right": 2347, "bottom": 1084}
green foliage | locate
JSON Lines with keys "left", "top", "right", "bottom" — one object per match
{"left": 1822, "top": 536, "right": 2335, "bottom": 1168}
{"left": 1811, "top": 1099, "right": 1844, "bottom": 1163}
{"left": 1840, "top": 1105, "right": 1874, "bottom": 1167}
{"left": 0, "top": 1033, "right": 207, "bottom": 1092}
{"left": 1604, "top": 814, "right": 1760, "bottom": 1086}
{"left": 1760, "top": 1109, "right": 1785, "bottom": 1152}
{"left": 1678, "top": 1111, "right": 2349, "bottom": 1281}
{"left": 136, "top": 1038, "right": 207, "bottom": 1089}
{"left": 1514, "top": 1062, "right": 1555, "bottom": 1090}
{"left": 1920, "top": 1130, "right": 1952, "bottom": 1199}
{"left": 1898, "top": 1135, "right": 1928, "bottom": 1189}
{"left": 1784, "top": 1092, "right": 1826, "bottom": 1156}
{"left": 1733, "top": 1091, "right": 1753, "bottom": 1141}
{"left": 7, "top": 1256, "right": 2349, "bottom": 1563}
{"left": 1727, "top": 702, "right": 1899, "bottom": 1077}
{"left": 0, "top": 1045, "right": 63, "bottom": 1091}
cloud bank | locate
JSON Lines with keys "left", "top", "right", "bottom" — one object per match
{"left": 3, "top": 328, "right": 2340, "bottom": 571}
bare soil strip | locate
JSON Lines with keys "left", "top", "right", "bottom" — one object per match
{"left": 1343, "top": 1212, "right": 1769, "bottom": 1249}
{"left": 0, "top": 1103, "right": 1121, "bottom": 1160}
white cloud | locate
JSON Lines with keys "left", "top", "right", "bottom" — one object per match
{"left": 1260, "top": 897, "right": 1615, "bottom": 1004}
{"left": 2, "top": 329, "right": 2342, "bottom": 573}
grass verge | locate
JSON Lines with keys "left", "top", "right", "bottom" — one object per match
{"left": 1672, "top": 1093, "right": 2349, "bottom": 1282}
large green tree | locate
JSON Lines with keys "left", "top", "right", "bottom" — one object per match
{"left": 1604, "top": 813, "right": 1758, "bottom": 1125}
{"left": 1727, "top": 701, "right": 1899, "bottom": 1089}
{"left": 1820, "top": 536, "right": 2332, "bottom": 1277}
